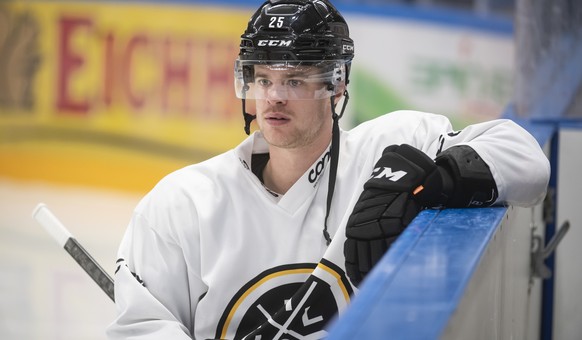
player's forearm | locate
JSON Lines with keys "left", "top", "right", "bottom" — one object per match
{"left": 465, "top": 119, "right": 550, "bottom": 207}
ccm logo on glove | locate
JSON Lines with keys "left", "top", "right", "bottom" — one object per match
{"left": 344, "top": 144, "right": 498, "bottom": 287}
{"left": 370, "top": 167, "right": 407, "bottom": 182}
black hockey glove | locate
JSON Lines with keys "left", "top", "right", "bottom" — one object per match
{"left": 344, "top": 144, "right": 498, "bottom": 286}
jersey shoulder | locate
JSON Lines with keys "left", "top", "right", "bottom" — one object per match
{"left": 346, "top": 110, "right": 448, "bottom": 144}
{"left": 354, "top": 110, "right": 445, "bottom": 130}
{"left": 136, "top": 150, "right": 238, "bottom": 210}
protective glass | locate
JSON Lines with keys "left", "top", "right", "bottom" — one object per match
{"left": 234, "top": 59, "right": 346, "bottom": 100}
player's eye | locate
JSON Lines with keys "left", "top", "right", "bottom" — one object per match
{"left": 257, "top": 78, "right": 271, "bottom": 87}
{"left": 287, "top": 79, "right": 303, "bottom": 88}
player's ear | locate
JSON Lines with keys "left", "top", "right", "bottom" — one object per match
{"left": 332, "top": 83, "right": 346, "bottom": 105}
{"left": 245, "top": 99, "right": 256, "bottom": 116}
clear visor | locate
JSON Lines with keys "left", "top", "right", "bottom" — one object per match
{"left": 234, "top": 59, "right": 346, "bottom": 100}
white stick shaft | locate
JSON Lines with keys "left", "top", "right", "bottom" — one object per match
{"left": 32, "top": 203, "right": 72, "bottom": 247}
{"left": 32, "top": 203, "right": 115, "bottom": 301}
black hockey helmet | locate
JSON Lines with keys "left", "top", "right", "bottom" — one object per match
{"left": 235, "top": 0, "right": 354, "bottom": 134}
{"left": 238, "top": 0, "right": 354, "bottom": 62}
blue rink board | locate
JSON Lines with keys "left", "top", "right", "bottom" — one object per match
{"left": 326, "top": 207, "right": 508, "bottom": 339}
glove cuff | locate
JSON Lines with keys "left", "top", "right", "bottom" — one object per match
{"left": 414, "top": 164, "right": 454, "bottom": 208}
{"left": 435, "top": 145, "right": 499, "bottom": 207}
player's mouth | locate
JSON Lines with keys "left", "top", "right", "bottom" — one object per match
{"left": 265, "top": 113, "right": 290, "bottom": 125}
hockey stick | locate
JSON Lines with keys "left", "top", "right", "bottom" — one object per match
{"left": 32, "top": 203, "right": 115, "bottom": 301}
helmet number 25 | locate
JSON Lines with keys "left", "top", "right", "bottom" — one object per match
{"left": 269, "top": 16, "right": 285, "bottom": 28}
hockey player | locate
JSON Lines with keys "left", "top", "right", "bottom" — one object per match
{"left": 107, "top": 1, "right": 550, "bottom": 339}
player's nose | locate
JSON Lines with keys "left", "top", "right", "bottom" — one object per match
{"left": 266, "top": 84, "right": 288, "bottom": 104}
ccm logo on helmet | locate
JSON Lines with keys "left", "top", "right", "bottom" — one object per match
{"left": 342, "top": 45, "right": 354, "bottom": 53}
{"left": 258, "top": 40, "right": 292, "bottom": 47}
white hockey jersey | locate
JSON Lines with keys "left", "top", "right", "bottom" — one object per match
{"left": 107, "top": 110, "right": 549, "bottom": 340}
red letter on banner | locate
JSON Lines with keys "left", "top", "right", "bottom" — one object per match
{"left": 56, "top": 17, "right": 92, "bottom": 114}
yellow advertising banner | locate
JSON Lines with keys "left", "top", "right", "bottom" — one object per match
{"left": 0, "top": 1, "right": 252, "bottom": 192}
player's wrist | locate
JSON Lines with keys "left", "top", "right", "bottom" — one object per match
{"left": 434, "top": 145, "right": 499, "bottom": 207}
{"left": 410, "top": 163, "right": 454, "bottom": 208}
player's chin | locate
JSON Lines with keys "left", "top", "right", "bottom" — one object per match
{"left": 260, "top": 121, "right": 291, "bottom": 136}
{"left": 262, "top": 130, "right": 297, "bottom": 149}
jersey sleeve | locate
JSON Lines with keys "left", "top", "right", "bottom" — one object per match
{"left": 410, "top": 112, "right": 550, "bottom": 207}
{"left": 107, "top": 184, "right": 205, "bottom": 339}
{"left": 355, "top": 110, "right": 549, "bottom": 207}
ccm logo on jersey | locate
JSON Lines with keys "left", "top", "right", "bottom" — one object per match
{"left": 370, "top": 167, "right": 407, "bottom": 182}
{"left": 258, "top": 39, "right": 292, "bottom": 47}
{"left": 308, "top": 151, "right": 331, "bottom": 184}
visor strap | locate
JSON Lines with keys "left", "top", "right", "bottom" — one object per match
{"left": 337, "top": 89, "right": 349, "bottom": 119}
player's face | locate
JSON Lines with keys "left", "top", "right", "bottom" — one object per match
{"left": 253, "top": 65, "right": 334, "bottom": 150}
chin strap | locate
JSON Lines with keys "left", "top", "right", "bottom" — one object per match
{"left": 323, "top": 90, "right": 349, "bottom": 245}
{"left": 242, "top": 84, "right": 256, "bottom": 135}
{"left": 243, "top": 98, "right": 255, "bottom": 135}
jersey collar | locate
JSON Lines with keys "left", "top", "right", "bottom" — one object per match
{"left": 235, "top": 132, "right": 332, "bottom": 213}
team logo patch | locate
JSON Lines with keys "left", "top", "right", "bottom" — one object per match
{"left": 215, "top": 260, "right": 352, "bottom": 340}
